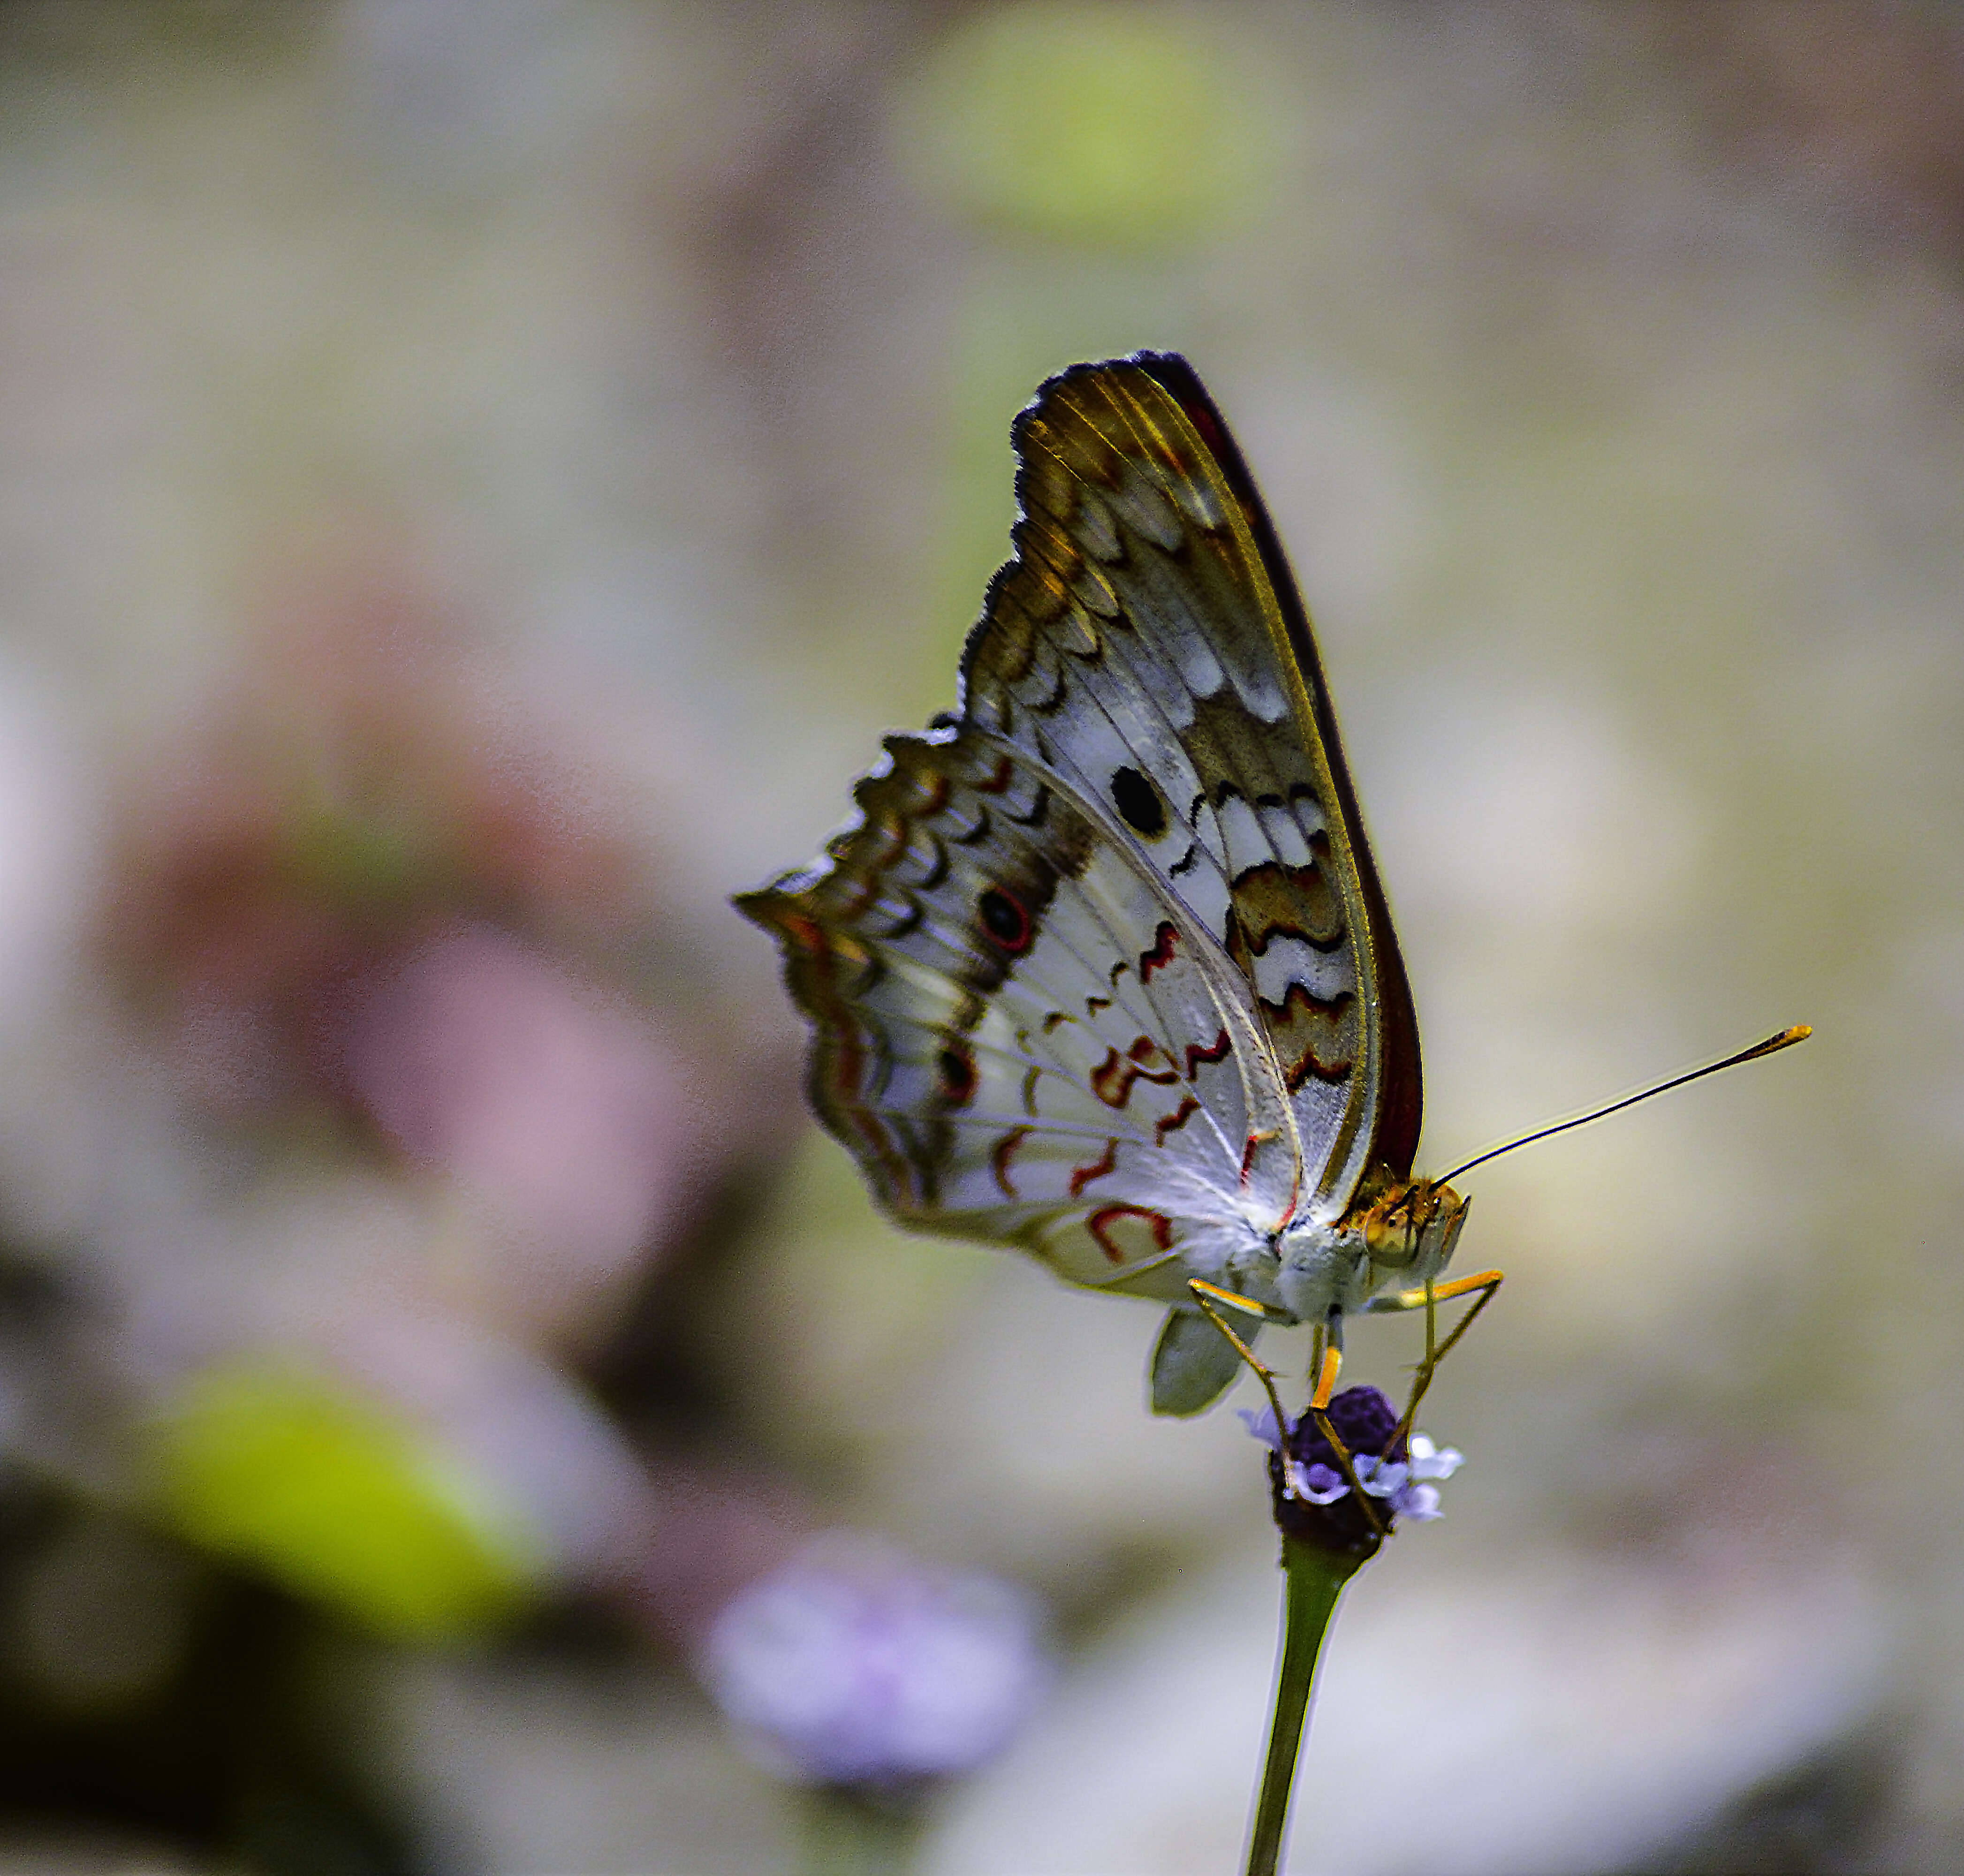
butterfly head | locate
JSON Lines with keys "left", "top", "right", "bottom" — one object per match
{"left": 1356, "top": 1176, "right": 1469, "bottom": 1292}
{"left": 1274, "top": 1175, "right": 1471, "bottom": 1324}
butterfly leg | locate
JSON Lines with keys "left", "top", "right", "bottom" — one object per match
{"left": 1365, "top": 1269, "right": 1505, "bottom": 1447}
{"left": 1308, "top": 1318, "right": 1342, "bottom": 1409}
{"left": 1190, "top": 1282, "right": 1381, "bottom": 1527}
{"left": 1187, "top": 1279, "right": 1294, "bottom": 1443}
{"left": 1181, "top": 1292, "right": 1387, "bottom": 1530}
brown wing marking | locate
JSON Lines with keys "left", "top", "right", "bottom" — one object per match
{"left": 1225, "top": 855, "right": 1345, "bottom": 956}
{"left": 1263, "top": 984, "right": 1356, "bottom": 1090}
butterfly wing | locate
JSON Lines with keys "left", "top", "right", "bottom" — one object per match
{"left": 961, "top": 353, "right": 1422, "bottom": 1218}
{"left": 739, "top": 726, "right": 1288, "bottom": 1305}
{"left": 739, "top": 351, "right": 1422, "bottom": 1339}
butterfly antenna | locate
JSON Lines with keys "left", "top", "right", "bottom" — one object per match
{"left": 1437, "top": 1025, "right": 1812, "bottom": 1186}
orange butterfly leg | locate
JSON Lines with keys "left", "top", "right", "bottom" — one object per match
{"left": 1369, "top": 1269, "right": 1505, "bottom": 1448}
{"left": 1187, "top": 1279, "right": 1294, "bottom": 1448}
{"left": 1300, "top": 1339, "right": 1388, "bottom": 1531}
{"left": 1192, "top": 1283, "right": 1387, "bottom": 1532}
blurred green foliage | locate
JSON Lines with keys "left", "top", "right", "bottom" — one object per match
{"left": 150, "top": 1364, "right": 538, "bottom": 1643}
{"left": 895, "top": 2, "right": 1276, "bottom": 249}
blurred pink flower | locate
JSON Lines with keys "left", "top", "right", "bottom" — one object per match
{"left": 341, "top": 923, "right": 712, "bottom": 1293}
{"left": 103, "top": 562, "right": 700, "bottom": 1121}
{"left": 96, "top": 560, "right": 799, "bottom": 1345}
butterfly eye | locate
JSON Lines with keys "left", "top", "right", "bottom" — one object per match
{"left": 1363, "top": 1195, "right": 1420, "bottom": 1266}
{"left": 978, "top": 886, "right": 1033, "bottom": 953}
{"left": 1110, "top": 765, "right": 1167, "bottom": 839}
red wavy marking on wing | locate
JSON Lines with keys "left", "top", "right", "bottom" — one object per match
{"left": 992, "top": 1125, "right": 1031, "bottom": 1198}
{"left": 1138, "top": 920, "right": 1178, "bottom": 982}
{"left": 1154, "top": 1096, "right": 1199, "bottom": 1144}
{"left": 1183, "top": 1028, "right": 1232, "bottom": 1077}
{"left": 1088, "top": 1204, "right": 1175, "bottom": 1265}
{"left": 1090, "top": 1037, "right": 1181, "bottom": 1108}
{"left": 1068, "top": 1138, "right": 1119, "bottom": 1197}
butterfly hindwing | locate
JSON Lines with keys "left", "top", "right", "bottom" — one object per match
{"left": 738, "top": 726, "right": 1290, "bottom": 1303}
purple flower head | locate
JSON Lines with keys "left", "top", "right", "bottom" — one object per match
{"left": 700, "top": 1535, "right": 1052, "bottom": 1793}
{"left": 1241, "top": 1386, "right": 1464, "bottom": 1559}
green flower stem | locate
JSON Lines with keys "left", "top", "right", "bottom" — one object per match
{"left": 1243, "top": 1536, "right": 1364, "bottom": 1876}
{"left": 802, "top": 1787, "right": 922, "bottom": 1876}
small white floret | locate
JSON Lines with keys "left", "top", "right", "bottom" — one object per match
{"left": 1408, "top": 1435, "right": 1464, "bottom": 1480}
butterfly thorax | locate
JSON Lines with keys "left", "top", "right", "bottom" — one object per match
{"left": 1272, "top": 1175, "right": 1468, "bottom": 1325}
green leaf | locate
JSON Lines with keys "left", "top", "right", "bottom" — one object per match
{"left": 150, "top": 1362, "right": 539, "bottom": 1642}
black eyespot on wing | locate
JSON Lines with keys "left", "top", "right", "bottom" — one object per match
{"left": 979, "top": 885, "right": 1033, "bottom": 954}
{"left": 938, "top": 1043, "right": 978, "bottom": 1107}
{"left": 1111, "top": 765, "right": 1166, "bottom": 839}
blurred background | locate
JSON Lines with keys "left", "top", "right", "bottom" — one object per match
{"left": 0, "top": 3, "right": 1959, "bottom": 1871}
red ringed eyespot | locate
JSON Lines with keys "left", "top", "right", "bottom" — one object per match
{"left": 978, "top": 886, "right": 1032, "bottom": 953}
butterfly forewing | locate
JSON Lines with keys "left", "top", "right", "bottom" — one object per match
{"left": 960, "top": 355, "right": 1419, "bottom": 1215}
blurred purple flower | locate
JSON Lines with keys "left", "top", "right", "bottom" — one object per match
{"left": 700, "top": 1536, "right": 1051, "bottom": 1790}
